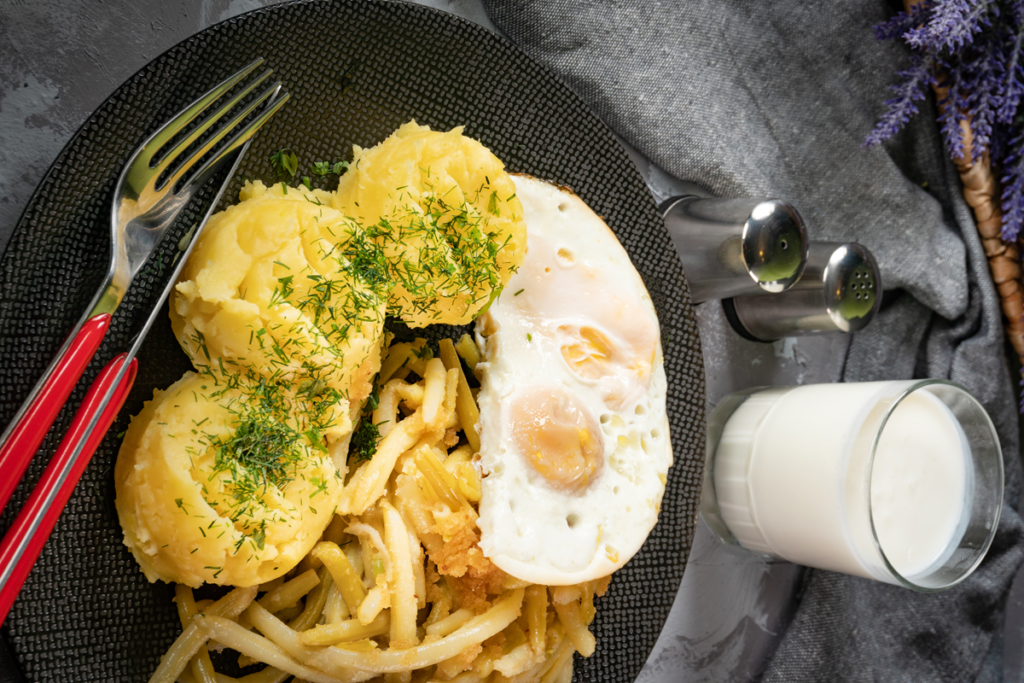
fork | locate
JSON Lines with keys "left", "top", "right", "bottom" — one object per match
{"left": 0, "top": 108, "right": 277, "bottom": 623}
{"left": 0, "top": 58, "right": 290, "bottom": 512}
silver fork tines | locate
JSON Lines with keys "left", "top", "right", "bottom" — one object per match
{"left": 150, "top": 70, "right": 274, "bottom": 186}
{"left": 98, "top": 58, "right": 291, "bottom": 316}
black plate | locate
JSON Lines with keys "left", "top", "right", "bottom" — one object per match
{"left": 0, "top": 1, "right": 705, "bottom": 681}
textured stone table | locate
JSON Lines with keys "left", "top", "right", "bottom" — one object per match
{"left": 2, "top": 1, "right": 1023, "bottom": 682}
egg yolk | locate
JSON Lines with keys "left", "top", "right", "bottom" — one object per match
{"left": 508, "top": 386, "right": 604, "bottom": 494}
{"left": 558, "top": 324, "right": 654, "bottom": 409}
{"left": 559, "top": 325, "right": 614, "bottom": 380}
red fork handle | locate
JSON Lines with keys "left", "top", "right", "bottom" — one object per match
{"left": 0, "top": 313, "right": 111, "bottom": 512}
{"left": 0, "top": 352, "right": 137, "bottom": 625}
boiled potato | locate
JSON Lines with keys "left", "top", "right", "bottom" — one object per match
{"left": 171, "top": 180, "right": 388, "bottom": 406}
{"left": 333, "top": 121, "right": 526, "bottom": 327}
{"left": 114, "top": 371, "right": 347, "bottom": 587}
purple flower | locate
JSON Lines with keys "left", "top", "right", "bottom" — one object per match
{"left": 937, "top": 61, "right": 969, "bottom": 158}
{"left": 1012, "top": 0, "right": 1024, "bottom": 26}
{"left": 997, "top": 27, "right": 1024, "bottom": 122}
{"left": 864, "top": 56, "right": 937, "bottom": 147}
{"left": 870, "top": 2, "right": 1024, "bottom": 174}
{"left": 874, "top": 2, "right": 933, "bottom": 41}
{"left": 1000, "top": 134, "right": 1024, "bottom": 240}
{"left": 963, "top": 41, "right": 1004, "bottom": 160}
{"left": 905, "top": 0, "right": 996, "bottom": 53}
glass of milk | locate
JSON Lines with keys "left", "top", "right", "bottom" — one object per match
{"left": 701, "top": 380, "right": 1003, "bottom": 591}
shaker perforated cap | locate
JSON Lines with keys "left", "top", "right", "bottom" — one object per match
{"left": 724, "top": 242, "right": 881, "bottom": 342}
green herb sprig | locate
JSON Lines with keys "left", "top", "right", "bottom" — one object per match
{"left": 270, "top": 149, "right": 299, "bottom": 178}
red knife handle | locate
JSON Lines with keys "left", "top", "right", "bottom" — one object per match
{"left": 0, "top": 352, "right": 137, "bottom": 625}
{"left": 0, "top": 313, "right": 111, "bottom": 512}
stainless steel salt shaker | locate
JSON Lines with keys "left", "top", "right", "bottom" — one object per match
{"left": 661, "top": 196, "right": 808, "bottom": 303}
{"left": 722, "top": 242, "right": 881, "bottom": 342}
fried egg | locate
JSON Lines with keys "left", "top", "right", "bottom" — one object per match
{"left": 475, "top": 175, "right": 672, "bottom": 585}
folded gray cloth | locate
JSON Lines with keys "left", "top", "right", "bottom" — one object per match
{"left": 481, "top": 0, "right": 1024, "bottom": 680}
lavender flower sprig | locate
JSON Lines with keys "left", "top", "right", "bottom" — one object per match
{"left": 1002, "top": 135, "right": 1024, "bottom": 240}
{"left": 904, "top": 0, "right": 994, "bottom": 53}
{"left": 864, "top": 56, "right": 937, "bottom": 147}
{"left": 866, "top": 0, "right": 1024, "bottom": 241}
{"left": 874, "top": 3, "right": 932, "bottom": 40}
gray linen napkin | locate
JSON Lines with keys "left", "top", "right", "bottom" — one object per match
{"left": 481, "top": 0, "right": 1024, "bottom": 680}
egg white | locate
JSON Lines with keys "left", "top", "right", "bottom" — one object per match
{"left": 474, "top": 175, "right": 672, "bottom": 586}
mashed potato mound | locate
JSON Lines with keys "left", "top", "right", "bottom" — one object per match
{"left": 333, "top": 121, "right": 526, "bottom": 327}
{"left": 115, "top": 371, "right": 347, "bottom": 587}
{"left": 171, "top": 180, "right": 388, "bottom": 407}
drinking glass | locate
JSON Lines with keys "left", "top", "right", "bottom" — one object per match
{"left": 701, "top": 380, "right": 1003, "bottom": 591}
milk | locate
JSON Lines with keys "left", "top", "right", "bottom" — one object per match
{"left": 870, "top": 391, "right": 969, "bottom": 577}
{"left": 712, "top": 382, "right": 971, "bottom": 583}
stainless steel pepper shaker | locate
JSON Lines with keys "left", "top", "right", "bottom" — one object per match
{"left": 661, "top": 196, "right": 809, "bottom": 303}
{"left": 722, "top": 242, "right": 881, "bottom": 342}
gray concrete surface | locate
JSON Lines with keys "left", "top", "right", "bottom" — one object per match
{"left": 2, "top": 1, "right": 1022, "bottom": 682}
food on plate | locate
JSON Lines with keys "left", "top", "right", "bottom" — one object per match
{"left": 118, "top": 122, "right": 670, "bottom": 683}
{"left": 114, "top": 371, "right": 347, "bottom": 588}
{"left": 146, "top": 339, "right": 611, "bottom": 683}
{"left": 333, "top": 121, "right": 527, "bottom": 327}
{"left": 171, "top": 179, "right": 389, "bottom": 405}
{"left": 474, "top": 175, "right": 671, "bottom": 586}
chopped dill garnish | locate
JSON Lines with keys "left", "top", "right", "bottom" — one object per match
{"left": 212, "top": 416, "right": 299, "bottom": 495}
{"left": 269, "top": 149, "right": 298, "bottom": 177}
{"left": 358, "top": 168, "right": 512, "bottom": 322}
{"left": 514, "top": 288, "right": 524, "bottom": 296}
{"left": 251, "top": 521, "right": 267, "bottom": 551}
{"left": 310, "top": 477, "right": 329, "bottom": 499}
{"left": 194, "top": 365, "right": 346, "bottom": 538}
{"left": 349, "top": 383, "right": 382, "bottom": 463}
{"left": 365, "top": 383, "right": 380, "bottom": 412}
{"left": 350, "top": 416, "right": 381, "bottom": 463}
{"left": 311, "top": 160, "right": 350, "bottom": 176}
